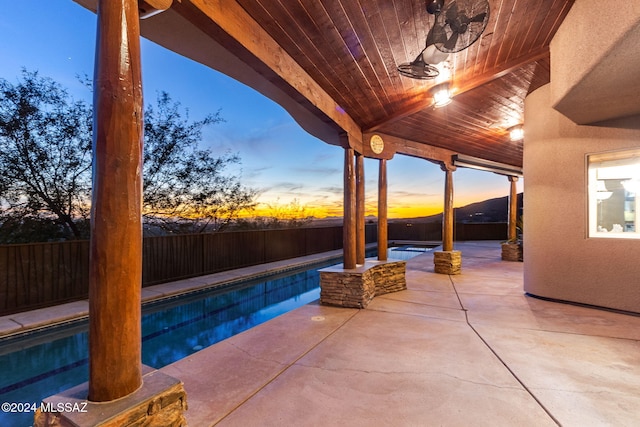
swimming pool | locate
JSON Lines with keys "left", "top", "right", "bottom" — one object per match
{"left": 0, "top": 246, "right": 431, "bottom": 425}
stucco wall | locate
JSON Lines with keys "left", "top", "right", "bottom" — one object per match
{"left": 551, "top": 1, "right": 640, "bottom": 124}
{"left": 523, "top": 84, "right": 640, "bottom": 313}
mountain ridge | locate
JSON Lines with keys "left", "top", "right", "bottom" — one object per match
{"left": 389, "top": 193, "right": 523, "bottom": 224}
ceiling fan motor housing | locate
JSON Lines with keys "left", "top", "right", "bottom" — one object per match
{"left": 427, "top": 0, "right": 445, "bottom": 15}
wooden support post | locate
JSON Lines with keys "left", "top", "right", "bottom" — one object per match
{"left": 434, "top": 162, "right": 461, "bottom": 274}
{"left": 89, "top": 0, "right": 143, "bottom": 402}
{"left": 508, "top": 176, "right": 519, "bottom": 241}
{"left": 356, "top": 152, "right": 365, "bottom": 265}
{"left": 378, "top": 159, "right": 388, "bottom": 261}
{"left": 343, "top": 147, "right": 357, "bottom": 269}
{"left": 442, "top": 163, "right": 456, "bottom": 252}
{"left": 502, "top": 175, "right": 523, "bottom": 261}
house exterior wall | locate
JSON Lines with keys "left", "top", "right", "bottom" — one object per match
{"left": 550, "top": 0, "right": 640, "bottom": 124}
{"left": 523, "top": 84, "right": 640, "bottom": 313}
{"left": 524, "top": 0, "right": 640, "bottom": 314}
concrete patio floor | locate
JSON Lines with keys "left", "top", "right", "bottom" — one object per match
{"left": 161, "top": 241, "right": 640, "bottom": 427}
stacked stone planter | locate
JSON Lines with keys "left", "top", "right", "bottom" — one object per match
{"left": 433, "top": 250, "right": 462, "bottom": 274}
{"left": 501, "top": 241, "right": 523, "bottom": 262}
{"left": 34, "top": 370, "right": 187, "bottom": 427}
{"left": 319, "top": 259, "right": 407, "bottom": 308}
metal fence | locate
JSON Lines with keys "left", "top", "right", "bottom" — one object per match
{"left": 0, "top": 222, "right": 505, "bottom": 315}
{"left": 141, "top": 226, "right": 353, "bottom": 286}
{"left": 0, "top": 240, "right": 90, "bottom": 316}
{"left": 387, "top": 221, "right": 507, "bottom": 242}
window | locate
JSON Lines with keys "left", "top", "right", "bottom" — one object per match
{"left": 588, "top": 148, "right": 640, "bottom": 238}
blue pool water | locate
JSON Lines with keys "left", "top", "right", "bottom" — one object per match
{"left": 0, "top": 246, "right": 431, "bottom": 426}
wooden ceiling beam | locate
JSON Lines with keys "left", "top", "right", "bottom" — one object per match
{"left": 396, "top": 138, "right": 457, "bottom": 165}
{"left": 172, "top": 0, "right": 363, "bottom": 144}
{"left": 364, "top": 47, "right": 550, "bottom": 132}
{"left": 455, "top": 47, "right": 550, "bottom": 96}
{"left": 362, "top": 132, "right": 457, "bottom": 164}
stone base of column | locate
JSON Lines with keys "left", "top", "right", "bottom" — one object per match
{"left": 319, "top": 259, "right": 406, "bottom": 308}
{"left": 434, "top": 250, "right": 462, "bottom": 275}
{"left": 373, "top": 261, "right": 408, "bottom": 296}
{"left": 501, "top": 242, "right": 523, "bottom": 262}
{"left": 34, "top": 369, "right": 187, "bottom": 427}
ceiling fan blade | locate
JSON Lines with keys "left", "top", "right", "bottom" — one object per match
{"left": 470, "top": 12, "right": 487, "bottom": 23}
{"left": 444, "top": 31, "right": 459, "bottom": 50}
{"left": 426, "top": 23, "right": 447, "bottom": 46}
{"left": 446, "top": 2, "right": 459, "bottom": 23}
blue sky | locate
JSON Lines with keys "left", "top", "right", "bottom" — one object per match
{"left": 0, "top": 1, "right": 522, "bottom": 218}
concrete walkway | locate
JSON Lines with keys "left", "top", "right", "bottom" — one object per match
{"left": 161, "top": 241, "right": 640, "bottom": 427}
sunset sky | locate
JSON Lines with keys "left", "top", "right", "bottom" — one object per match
{"left": 0, "top": 1, "right": 523, "bottom": 219}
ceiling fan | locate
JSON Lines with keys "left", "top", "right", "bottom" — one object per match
{"left": 398, "top": 0, "right": 490, "bottom": 79}
{"left": 432, "top": 0, "right": 490, "bottom": 53}
{"left": 397, "top": 55, "right": 440, "bottom": 80}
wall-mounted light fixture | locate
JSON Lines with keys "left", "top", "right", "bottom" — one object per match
{"left": 430, "top": 82, "right": 452, "bottom": 108}
{"left": 508, "top": 124, "right": 524, "bottom": 141}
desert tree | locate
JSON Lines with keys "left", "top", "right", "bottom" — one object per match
{"left": 0, "top": 70, "right": 92, "bottom": 242}
{"left": 142, "top": 91, "right": 257, "bottom": 234}
{"left": 0, "top": 71, "right": 257, "bottom": 242}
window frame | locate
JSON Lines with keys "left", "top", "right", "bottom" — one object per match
{"left": 587, "top": 148, "right": 640, "bottom": 239}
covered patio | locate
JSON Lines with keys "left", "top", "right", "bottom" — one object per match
{"left": 34, "top": 0, "right": 640, "bottom": 424}
{"left": 35, "top": 241, "right": 640, "bottom": 425}
{"left": 156, "top": 241, "right": 640, "bottom": 425}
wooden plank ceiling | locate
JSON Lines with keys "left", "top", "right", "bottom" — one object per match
{"left": 226, "top": 0, "right": 574, "bottom": 167}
